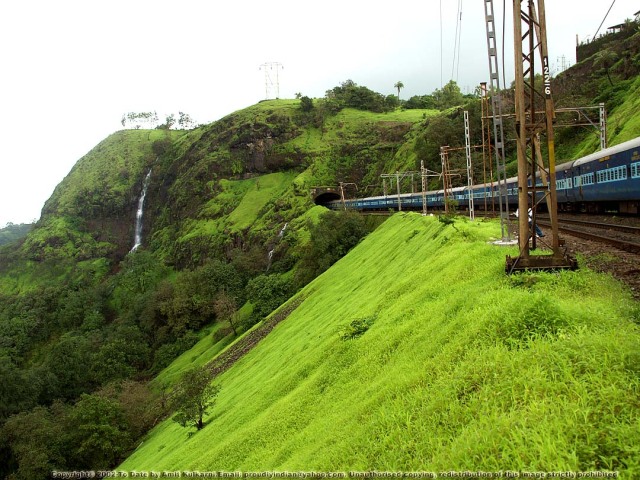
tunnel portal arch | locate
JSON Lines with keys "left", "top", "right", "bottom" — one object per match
{"left": 314, "top": 191, "right": 341, "bottom": 206}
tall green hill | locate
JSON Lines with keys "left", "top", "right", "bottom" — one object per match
{"left": 142, "top": 100, "right": 437, "bottom": 269}
{"left": 120, "top": 213, "right": 640, "bottom": 475}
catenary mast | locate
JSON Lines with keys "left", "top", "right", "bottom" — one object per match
{"left": 506, "top": 0, "right": 576, "bottom": 272}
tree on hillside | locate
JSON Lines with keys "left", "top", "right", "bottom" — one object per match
{"left": 404, "top": 94, "right": 437, "bottom": 109}
{"left": 120, "top": 111, "right": 159, "bottom": 129}
{"left": 158, "top": 114, "right": 176, "bottom": 130}
{"left": 433, "top": 80, "right": 464, "bottom": 109}
{"left": 593, "top": 48, "right": 618, "bottom": 86}
{"left": 300, "top": 95, "right": 314, "bottom": 112}
{"left": 2, "top": 404, "right": 70, "bottom": 478}
{"left": 325, "top": 80, "right": 391, "bottom": 113}
{"left": 171, "top": 365, "right": 220, "bottom": 431}
{"left": 394, "top": 81, "right": 404, "bottom": 99}
{"left": 214, "top": 290, "right": 240, "bottom": 336}
{"left": 67, "top": 393, "right": 131, "bottom": 468}
{"left": 178, "top": 111, "right": 196, "bottom": 129}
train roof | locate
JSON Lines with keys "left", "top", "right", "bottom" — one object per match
{"left": 573, "top": 136, "right": 640, "bottom": 167}
{"left": 556, "top": 159, "right": 575, "bottom": 171}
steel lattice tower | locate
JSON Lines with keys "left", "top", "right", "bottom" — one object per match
{"left": 259, "top": 62, "right": 283, "bottom": 100}
{"left": 507, "top": 0, "right": 576, "bottom": 272}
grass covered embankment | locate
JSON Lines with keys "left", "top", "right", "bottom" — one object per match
{"left": 120, "top": 213, "right": 640, "bottom": 475}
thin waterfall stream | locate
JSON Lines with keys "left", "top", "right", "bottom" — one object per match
{"left": 266, "top": 223, "right": 288, "bottom": 271}
{"left": 131, "top": 169, "right": 152, "bottom": 252}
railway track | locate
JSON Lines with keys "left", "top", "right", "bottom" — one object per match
{"left": 360, "top": 210, "right": 640, "bottom": 254}
{"left": 537, "top": 219, "right": 640, "bottom": 255}
{"left": 539, "top": 215, "right": 640, "bottom": 235}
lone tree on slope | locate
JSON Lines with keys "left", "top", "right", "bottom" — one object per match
{"left": 593, "top": 48, "right": 618, "bottom": 86}
{"left": 171, "top": 365, "right": 220, "bottom": 431}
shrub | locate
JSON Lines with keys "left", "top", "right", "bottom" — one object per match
{"left": 339, "top": 316, "right": 376, "bottom": 340}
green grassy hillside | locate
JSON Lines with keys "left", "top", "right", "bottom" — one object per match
{"left": 120, "top": 214, "right": 640, "bottom": 475}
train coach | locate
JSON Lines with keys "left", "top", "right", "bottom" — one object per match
{"left": 555, "top": 136, "right": 640, "bottom": 214}
{"left": 327, "top": 136, "right": 640, "bottom": 215}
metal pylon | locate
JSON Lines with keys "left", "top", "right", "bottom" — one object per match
{"left": 440, "top": 147, "right": 453, "bottom": 213}
{"left": 483, "top": 0, "right": 511, "bottom": 241}
{"left": 464, "top": 111, "right": 475, "bottom": 220}
{"left": 480, "top": 83, "right": 496, "bottom": 214}
{"left": 507, "top": 0, "right": 576, "bottom": 272}
{"left": 599, "top": 102, "right": 608, "bottom": 150}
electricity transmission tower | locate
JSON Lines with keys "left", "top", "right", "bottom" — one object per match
{"left": 259, "top": 62, "right": 284, "bottom": 100}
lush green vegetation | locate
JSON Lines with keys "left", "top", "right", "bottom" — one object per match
{"left": 120, "top": 213, "right": 640, "bottom": 475}
{"left": 1, "top": 34, "right": 639, "bottom": 476}
{"left": 0, "top": 203, "right": 378, "bottom": 476}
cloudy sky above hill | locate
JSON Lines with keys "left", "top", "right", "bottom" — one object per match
{"left": 0, "top": 0, "right": 637, "bottom": 226}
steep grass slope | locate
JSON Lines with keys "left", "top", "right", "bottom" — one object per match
{"left": 120, "top": 214, "right": 640, "bottom": 475}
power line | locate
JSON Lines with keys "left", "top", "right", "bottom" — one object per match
{"left": 440, "top": 0, "right": 443, "bottom": 88}
{"left": 594, "top": 0, "right": 616, "bottom": 38}
{"left": 456, "top": 0, "right": 464, "bottom": 81}
{"left": 451, "top": 0, "right": 463, "bottom": 81}
{"left": 502, "top": 0, "right": 507, "bottom": 90}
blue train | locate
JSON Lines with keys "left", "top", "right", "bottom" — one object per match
{"left": 327, "top": 136, "right": 640, "bottom": 215}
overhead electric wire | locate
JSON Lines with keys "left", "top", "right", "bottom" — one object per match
{"left": 456, "top": 0, "right": 463, "bottom": 82}
{"left": 440, "top": 0, "right": 443, "bottom": 88}
{"left": 502, "top": 0, "right": 507, "bottom": 90}
{"left": 451, "top": 0, "right": 463, "bottom": 82}
{"left": 594, "top": 0, "right": 616, "bottom": 39}
{"left": 451, "top": 1, "right": 459, "bottom": 80}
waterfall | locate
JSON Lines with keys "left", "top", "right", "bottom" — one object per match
{"left": 266, "top": 222, "right": 287, "bottom": 271}
{"left": 131, "top": 169, "right": 152, "bottom": 252}
{"left": 266, "top": 249, "right": 275, "bottom": 272}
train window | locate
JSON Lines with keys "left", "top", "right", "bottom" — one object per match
{"left": 582, "top": 173, "right": 594, "bottom": 185}
{"left": 574, "top": 176, "right": 581, "bottom": 187}
{"left": 597, "top": 166, "right": 627, "bottom": 183}
{"left": 631, "top": 162, "right": 640, "bottom": 179}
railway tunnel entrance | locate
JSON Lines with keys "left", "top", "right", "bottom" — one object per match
{"left": 311, "top": 186, "right": 341, "bottom": 206}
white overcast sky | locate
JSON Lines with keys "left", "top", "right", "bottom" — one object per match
{"left": 0, "top": 0, "right": 637, "bottom": 226}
